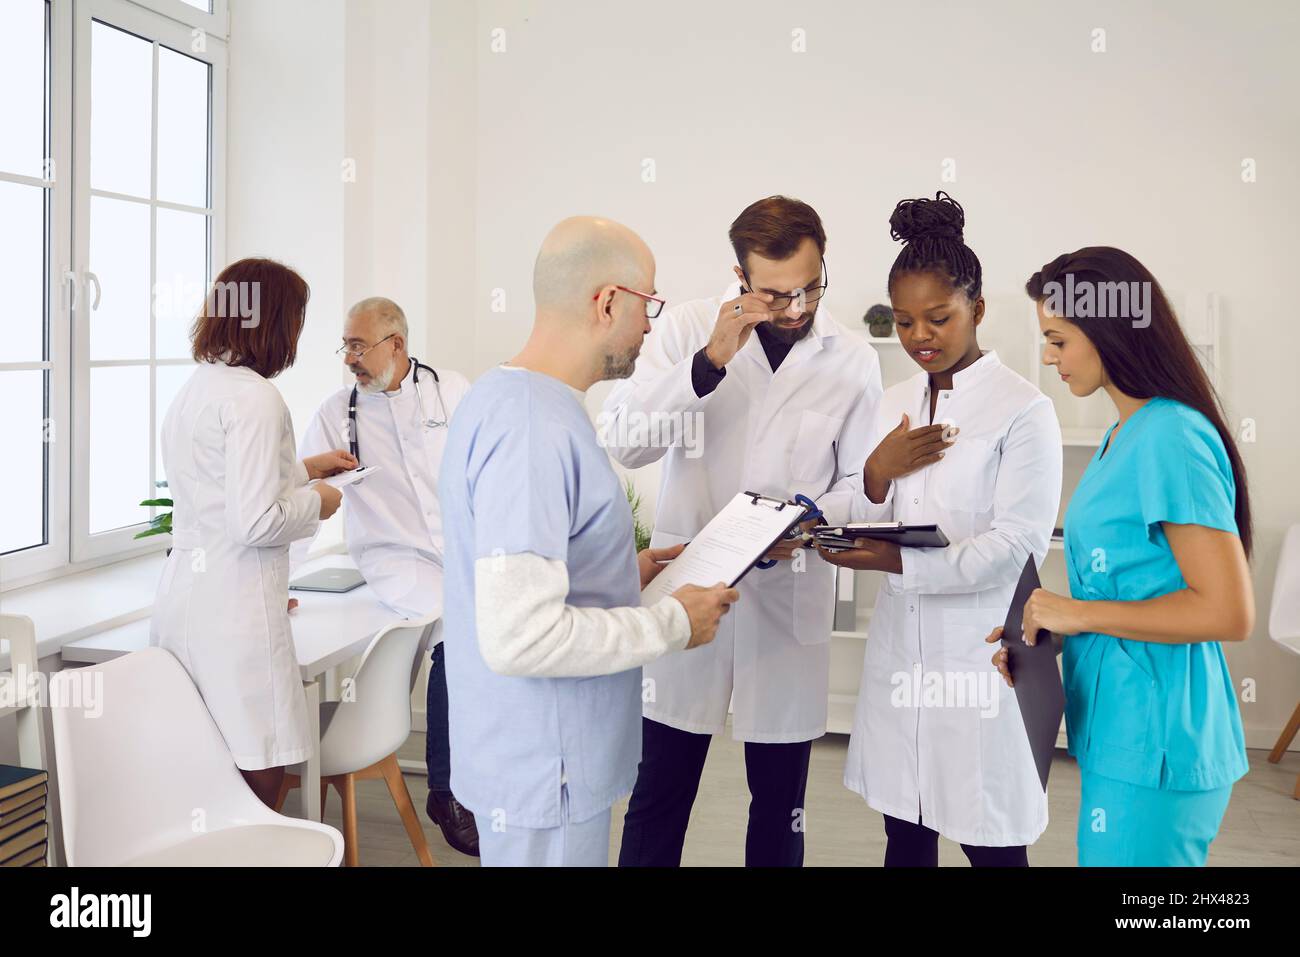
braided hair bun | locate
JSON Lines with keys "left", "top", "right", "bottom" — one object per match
{"left": 889, "top": 191, "right": 965, "bottom": 244}
{"left": 887, "top": 191, "right": 981, "bottom": 299}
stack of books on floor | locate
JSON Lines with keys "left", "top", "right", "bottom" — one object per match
{"left": 1, "top": 765, "right": 50, "bottom": 867}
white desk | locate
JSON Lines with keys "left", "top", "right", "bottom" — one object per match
{"left": 59, "top": 555, "right": 401, "bottom": 823}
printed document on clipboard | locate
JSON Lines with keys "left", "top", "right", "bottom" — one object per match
{"left": 640, "top": 491, "right": 811, "bottom": 606}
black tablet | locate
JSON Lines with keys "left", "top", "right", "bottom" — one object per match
{"left": 813, "top": 523, "right": 950, "bottom": 549}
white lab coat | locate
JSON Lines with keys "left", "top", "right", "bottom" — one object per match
{"left": 151, "top": 361, "right": 320, "bottom": 771}
{"left": 295, "top": 359, "right": 470, "bottom": 620}
{"left": 840, "top": 351, "right": 1062, "bottom": 846}
{"left": 602, "top": 284, "right": 883, "bottom": 742}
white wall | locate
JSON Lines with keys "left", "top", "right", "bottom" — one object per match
{"left": 465, "top": 0, "right": 1300, "bottom": 747}
{"left": 226, "top": 0, "right": 1300, "bottom": 747}
{"left": 226, "top": 0, "right": 347, "bottom": 429}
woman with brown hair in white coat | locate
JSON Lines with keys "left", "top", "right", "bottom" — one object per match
{"left": 151, "top": 258, "right": 356, "bottom": 807}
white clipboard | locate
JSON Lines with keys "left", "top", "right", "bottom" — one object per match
{"left": 640, "top": 491, "right": 811, "bottom": 606}
{"left": 318, "top": 465, "right": 380, "bottom": 489}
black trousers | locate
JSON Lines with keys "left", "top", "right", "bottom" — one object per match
{"left": 883, "top": 813, "right": 1029, "bottom": 867}
{"left": 423, "top": 643, "right": 452, "bottom": 793}
{"left": 618, "top": 717, "right": 812, "bottom": 867}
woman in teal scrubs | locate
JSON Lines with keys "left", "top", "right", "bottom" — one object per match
{"left": 988, "top": 246, "right": 1255, "bottom": 866}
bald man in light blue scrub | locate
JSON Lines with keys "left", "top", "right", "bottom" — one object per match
{"left": 438, "top": 217, "right": 735, "bottom": 866}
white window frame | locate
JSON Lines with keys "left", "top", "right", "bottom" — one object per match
{"left": 69, "top": 0, "right": 227, "bottom": 565}
{"left": 1, "top": 0, "right": 74, "bottom": 585}
{"left": 125, "top": 0, "right": 228, "bottom": 40}
{"left": 0, "top": 0, "right": 225, "bottom": 586}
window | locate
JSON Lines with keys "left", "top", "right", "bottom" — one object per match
{"left": 1, "top": 0, "right": 226, "bottom": 584}
{"left": 1, "top": 0, "right": 65, "bottom": 573}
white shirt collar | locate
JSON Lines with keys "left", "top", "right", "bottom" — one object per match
{"left": 380, "top": 357, "right": 417, "bottom": 397}
{"left": 499, "top": 362, "right": 586, "bottom": 402}
{"left": 951, "top": 349, "right": 1001, "bottom": 388}
{"left": 917, "top": 350, "right": 1002, "bottom": 395}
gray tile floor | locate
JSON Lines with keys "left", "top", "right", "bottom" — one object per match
{"left": 283, "top": 733, "right": 1300, "bottom": 867}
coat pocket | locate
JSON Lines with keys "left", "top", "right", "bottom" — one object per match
{"left": 791, "top": 558, "right": 835, "bottom": 645}
{"left": 931, "top": 437, "right": 997, "bottom": 513}
{"left": 1091, "top": 638, "right": 1156, "bottom": 754}
{"left": 788, "top": 410, "right": 844, "bottom": 484}
{"left": 939, "top": 608, "right": 1008, "bottom": 679}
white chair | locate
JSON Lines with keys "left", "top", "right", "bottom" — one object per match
{"left": 276, "top": 619, "right": 437, "bottom": 866}
{"left": 1267, "top": 524, "right": 1300, "bottom": 799}
{"left": 50, "top": 647, "right": 343, "bottom": 866}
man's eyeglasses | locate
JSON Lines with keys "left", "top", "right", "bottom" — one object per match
{"left": 594, "top": 286, "right": 667, "bottom": 319}
{"left": 741, "top": 258, "right": 830, "bottom": 312}
{"left": 336, "top": 333, "right": 396, "bottom": 359}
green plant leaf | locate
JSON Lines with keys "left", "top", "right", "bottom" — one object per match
{"left": 624, "top": 477, "right": 653, "bottom": 552}
{"left": 139, "top": 498, "right": 173, "bottom": 507}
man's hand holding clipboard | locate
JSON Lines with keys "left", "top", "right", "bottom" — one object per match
{"left": 637, "top": 542, "right": 739, "bottom": 651}
{"left": 640, "top": 491, "right": 814, "bottom": 606}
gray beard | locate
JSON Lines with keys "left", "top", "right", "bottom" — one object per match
{"left": 356, "top": 356, "right": 399, "bottom": 394}
{"left": 602, "top": 344, "right": 639, "bottom": 381}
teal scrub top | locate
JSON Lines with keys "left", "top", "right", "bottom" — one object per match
{"left": 1062, "top": 397, "right": 1249, "bottom": 791}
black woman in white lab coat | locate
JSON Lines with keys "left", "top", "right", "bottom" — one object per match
{"left": 151, "top": 258, "right": 356, "bottom": 808}
{"left": 818, "top": 194, "right": 1063, "bottom": 865}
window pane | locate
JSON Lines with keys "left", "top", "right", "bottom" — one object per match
{"left": 0, "top": 0, "right": 47, "bottom": 179}
{"left": 89, "top": 195, "right": 151, "bottom": 360}
{"left": 154, "top": 363, "right": 194, "bottom": 488}
{"left": 0, "top": 371, "right": 47, "bottom": 554}
{"left": 89, "top": 364, "right": 150, "bottom": 534}
{"left": 90, "top": 21, "right": 152, "bottom": 199}
{"left": 0, "top": 180, "right": 46, "bottom": 363}
{"left": 154, "top": 207, "right": 207, "bottom": 359}
{"left": 180, "top": 0, "right": 212, "bottom": 11}
{"left": 157, "top": 47, "right": 209, "bottom": 208}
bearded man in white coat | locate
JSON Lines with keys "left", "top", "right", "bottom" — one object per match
{"left": 296, "top": 296, "right": 478, "bottom": 855}
{"left": 601, "top": 196, "right": 883, "bottom": 866}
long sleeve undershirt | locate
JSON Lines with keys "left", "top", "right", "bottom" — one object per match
{"left": 474, "top": 552, "right": 691, "bottom": 678}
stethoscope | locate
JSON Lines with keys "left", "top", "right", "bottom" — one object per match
{"left": 348, "top": 357, "right": 447, "bottom": 464}
{"left": 754, "top": 493, "right": 825, "bottom": 570}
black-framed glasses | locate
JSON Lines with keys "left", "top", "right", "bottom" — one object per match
{"left": 336, "top": 333, "right": 396, "bottom": 359}
{"left": 741, "top": 257, "right": 829, "bottom": 311}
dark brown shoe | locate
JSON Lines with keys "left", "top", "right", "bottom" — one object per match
{"left": 426, "top": 791, "right": 480, "bottom": 857}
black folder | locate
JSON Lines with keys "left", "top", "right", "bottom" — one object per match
{"left": 813, "top": 522, "right": 950, "bottom": 550}
{"left": 1000, "top": 556, "right": 1066, "bottom": 791}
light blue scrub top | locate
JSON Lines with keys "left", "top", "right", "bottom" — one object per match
{"left": 1062, "top": 397, "right": 1248, "bottom": 791}
{"left": 439, "top": 367, "right": 643, "bottom": 829}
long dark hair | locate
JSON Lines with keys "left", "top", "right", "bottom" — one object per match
{"left": 1025, "top": 246, "right": 1252, "bottom": 556}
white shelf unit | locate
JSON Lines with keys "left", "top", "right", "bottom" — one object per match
{"left": 0, "top": 616, "right": 55, "bottom": 865}
{"left": 848, "top": 326, "right": 908, "bottom": 350}
{"left": 827, "top": 693, "right": 858, "bottom": 736}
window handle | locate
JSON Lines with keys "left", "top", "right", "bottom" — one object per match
{"left": 85, "top": 271, "right": 102, "bottom": 311}
{"left": 62, "top": 269, "right": 78, "bottom": 309}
